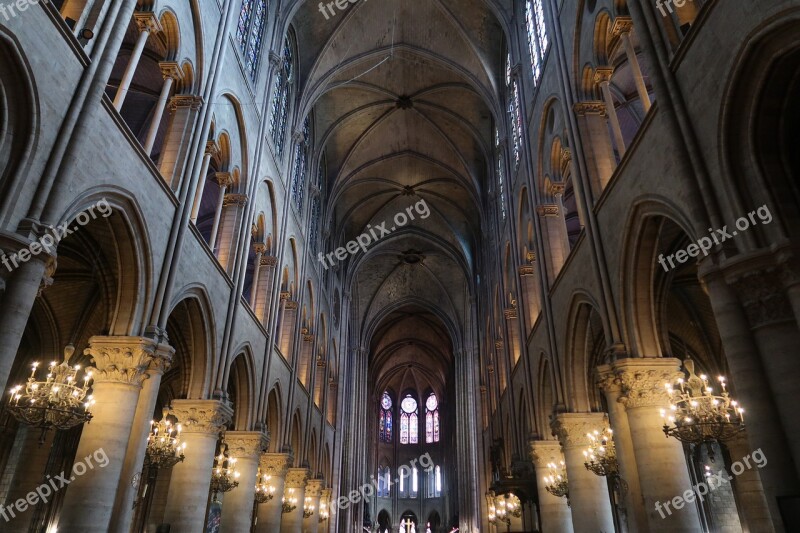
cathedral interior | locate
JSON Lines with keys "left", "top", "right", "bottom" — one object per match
{"left": 0, "top": 0, "right": 799, "bottom": 532}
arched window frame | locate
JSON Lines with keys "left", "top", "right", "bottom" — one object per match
{"left": 380, "top": 391, "right": 393, "bottom": 443}
{"left": 309, "top": 155, "right": 325, "bottom": 255}
{"left": 425, "top": 392, "right": 439, "bottom": 443}
{"left": 495, "top": 128, "right": 506, "bottom": 220}
{"left": 291, "top": 117, "right": 311, "bottom": 212}
{"left": 236, "top": 0, "right": 269, "bottom": 81}
{"left": 400, "top": 394, "right": 418, "bottom": 445}
{"left": 506, "top": 54, "right": 523, "bottom": 170}
{"left": 270, "top": 35, "right": 294, "bottom": 159}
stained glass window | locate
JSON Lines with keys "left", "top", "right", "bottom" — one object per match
{"left": 237, "top": 0, "right": 268, "bottom": 80}
{"left": 525, "top": 0, "right": 549, "bottom": 85}
{"left": 380, "top": 392, "right": 393, "bottom": 443}
{"left": 425, "top": 392, "right": 439, "bottom": 443}
{"left": 496, "top": 128, "right": 506, "bottom": 220}
{"left": 506, "top": 54, "right": 523, "bottom": 169}
{"left": 291, "top": 117, "right": 310, "bottom": 211}
{"left": 270, "top": 37, "right": 293, "bottom": 159}
{"left": 400, "top": 395, "right": 418, "bottom": 445}
{"left": 435, "top": 466, "right": 442, "bottom": 496}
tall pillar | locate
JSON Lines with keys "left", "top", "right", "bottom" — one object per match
{"left": 110, "top": 340, "right": 174, "bottom": 533}
{"left": 190, "top": 141, "right": 221, "bottom": 223}
{"left": 319, "top": 488, "right": 332, "bottom": 533}
{"left": 725, "top": 431, "right": 775, "bottom": 532}
{"left": 249, "top": 244, "right": 266, "bottom": 307}
{"left": 255, "top": 256, "right": 278, "bottom": 322}
{"left": 519, "top": 262, "right": 541, "bottom": 331}
{"left": 607, "top": 358, "right": 703, "bottom": 532}
{"left": 158, "top": 95, "right": 205, "bottom": 187}
{"left": 255, "top": 453, "right": 291, "bottom": 533}
{"left": 208, "top": 172, "right": 233, "bottom": 251}
{"left": 596, "top": 365, "right": 648, "bottom": 533}
{"left": 3, "top": 427, "right": 56, "bottom": 532}
{"left": 143, "top": 62, "right": 182, "bottom": 156}
{"left": 529, "top": 440, "right": 574, "bottom": 533}
{"left": 573, "top": 101, "right": 616, "bottom": 194}
{"left": 0, "top": 252, "right": 49, "bottom": 395}
{"left": 551, "top": 413, "right": 615, "bottom": 533}
{"left": 162, "top": 399, "right": 233, "bottom": 533}
{"left": 113, "top": 13, "right": 162, "bottom": 110}
{"left": 594, "top": 67, "right": 627, "bottom": 157}
{"left": 282, "top": 468, "right": 310, "bottom": 533}
{"left": 59, "top": 336, "right": 158, "bottom": 532}
{"left": 220, "top": 431, "right": 269, "bottom": 532}
{"left": 612, "top": 17, "right": 652, "bottom": 113}
{"left": 303, "top": 478, "right": 324, "bottom": 533}
{"left": 216, "top": 193, "right": 248, "bottom": 271}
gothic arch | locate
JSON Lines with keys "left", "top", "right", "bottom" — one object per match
{"left": 563, "top": 292, "right": 609, "bottom": 412}
{"left": 166, "top": 286, "right": 217, "bottom": 399}
{"left": 266, "top": 384, "right": 283, "bottom": 452}
{"left": 227, "top": 348, "right": 257, "bottom": 430}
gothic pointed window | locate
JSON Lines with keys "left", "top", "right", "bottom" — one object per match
{"left": 380, "top": 392, "right": 393, "bottom": 443}
{"left": 506, "top": 55, "right": 523, "bottom": 169}
{"left": 495, "top": 129, "right": 506, "bottom": 220}
{"left": 270, "top": 36, "right": 294, "bottom": 159}
{"left": 525, "top": 0, "right": 549, "bottom": 85}
{"left": 425, "top": 392, "right": 439, "bottom": 443}
{"left": 236, "top": 0, "right": 268, "bottom": 80}
{"left": 400, "top": 395, "right": 418, "bottom": 445}
{"left": 309, "top": 157, "right": 325, "bottom": 254}
{"left": 291, "top": 117, "right": 310, "bottom": 212}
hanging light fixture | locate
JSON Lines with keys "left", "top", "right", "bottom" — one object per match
{"left": 254, "top": 467, "right": 276, "bottom": 504}
{"left": 209, "top": 439, "right": 240, "bottom": 502}
{"left": 543, "top": 461, "right": 569, "bottom": 499}
{"left": 6, "top": 345, "right": 95, "bottom": 443}
{"left": 661, "top": 358, "right": 745, "bottom": 454}
{"left": 144, "top": 409, "right": 186, "bottom": 469}
{"left": 303, "top": 496, "right": 315, "bottom": 519}
{"left": 318, "top": 499, "right": 329, "bottom": 523}
{"left": 583, "top": 428, "right": 618, "bottom": 477}
{"left": 282, "top": 488, "right": 298, "bottom": 514}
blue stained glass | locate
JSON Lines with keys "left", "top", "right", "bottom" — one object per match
{"left": 270, "top": 37, "right": 294, "bottom": 159}
{"left": 236, "top": 0, "right": 253, "bottom": 49}
{"left": 400, "top": 413, "right": 409, "bottom": 444}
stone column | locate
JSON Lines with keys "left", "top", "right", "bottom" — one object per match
{"left": 3, "top": 427, "right": 56, "bottom": 532}
{"left": 597, "top": 364, "right": 648, "bottom": 533}
{"left": 282, "top": 468, "right": 310, "bottom": 533}
{"left": 573, "top": 101, "right": 616, "bottom": 194}
{"left": 725, "top": 431, "right": 775, "bottom": 532}
{"left": 594, "top": 67, "right": 627, "bottom": 157}
{"left": 612, "top": 17, "right": 652, "bottom": 113}
{"left": 609, "top": 358, "right": 703, "bottom": 532}
{"left": 220, "top": 431, "right": 269, "bottom": 532}
{"left": 519, "top": 262, "right": 541, "bottom": 331}
{"left": 59, "top": 336, "right": 158, "bottom": 532}
{"left": 319, "top": 488, "right": 332, "bottom": 533}
{"left": 158, "top": 95, "right": 205, "bottom": 187}
{"left": 529, "top": 440, "right": 574, "bottom": 533}
{"left": 303, "top": 478, "right": 324, "bottom": 533}
{"left": 113, "top": 13, "right": 162, "bottom": 110}
{"left": 250, "top": 243, "right": 267, "bottom": 307}
{"left": 190, "top": 141, "right": 221, "bottom": 223}
{"left": 551, "top": 413, "right": 615, "bottom": 533}
{"left": 143, "top": 62, "right": 182, "bottom": 155}
{"left": 162, "top": 399, "right": 233, "bottom": 533}
{"left": 208, "top": 172, "right": 233, "bottom": 251}
{"left": 110, "top": 341, "right": 174, "bottom": 533}
{"left": 216, "top": 193, "right": 248, "bottom": 270}
{"left": 255, "top": 453, "right": 292, "bottom": 533}
{"left": 255, "top": 256, "right": 278, "bottom": 323}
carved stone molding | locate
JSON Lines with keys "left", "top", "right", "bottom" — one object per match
{"left": 537, "top": 205, "right": 560, "bottom": 217}
{"left": 215, "top": 172, "right": 233, "bottom": 188}
{"left": 494, "top": 340, "right": 504, "bottom": 350}
{"left": 286, "top": 468, "right": 310, "bottom": 489}
{"left": 594, "top": 67, "right": 614, "bottom": 85}
{"left": 518, "top": 265, "right": 536, "bottom": 277}
{"left": 285, "top": 300, "right": 299, "bottom": 310}
{"left": 168, "top": 95, "right": 203, "bottom": 113}
{"left": 268, "top": 51, "right": 282, "bottom": 68}
{"left": 223, "top": 194, "right": 248, "bottom": 208}
{"left": 280, "top": 291, "right": 290, "bottom": 301}
{"left": 147, "top": 342, "right": 176, "bottom": 375}
{"left": 226, "top": 431, "right": 269, "bottom": 460}
{"left": 305, "top": 478, "right": 324, "bottom": 498}
{"left": 321, "top": 488, "right": 332, "bottom": 502}
{"left": 612, "top": 16, "right": 634, "bottom": 36}
{"left": 573, "top": 101, "right": 606, "bottom": 117}
{"left": 84, "top": 336, "right": 158, "bottom": 386}
{"left": 550, "top": 412, "right": 609, "bottom": 449}
{"left": 261, "top": 255, "right": 278, "bottom": 267}
{"left": 732, "top": 269, "right": 794, "bottom": 328}
{"left": 260, "top": 453, "right": 292, "bottom": 478}
{"left": 528, "top": 440, "right": 563, "bottom": 469}
{"left": 550, "top": 183, "right": 566, "bottom": 197}
{"left": 134, "top": 12, "right": 163, "bottom": 34}
{"left": 205, "top": 140, "right": 221, "bottom": 159}
{"left": 253, "top": 243, "right": 267, "bottom": 255}
{"left": 159, "top": 61, "right": 182, "bottom": 81}
{"left": 168, "top": 399, "right": 233, "bottom": 435}
{"left": 503, "top": 308, "right": 518, "bottom": 320}
{"left": 526, "top": 251, "right": 537, "bottom": 263}
{"left": 599, "top": 358, "right": 683, "bottom": 410}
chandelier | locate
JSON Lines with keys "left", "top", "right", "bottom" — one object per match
{"left": 583, "top": 428, "right": 618, "bottom": 477}
{"left": 282, "top": 488, "right": 298, "bottom": 514}
{"left": 661, "top": 358, "right": 745, "bottom": 451}
{"left": 303, "top": 496, "right": 315, "bottom": 519}
{"left": 6, "top": 345, "right": 95, "bottom": 443}
{"left": 318, "top": 500, "right": 329, "bottom": 523}
{"left": 209, "top": 440, "right": 239, "bottom": 501}
{"left": 543, "top": 461, "right": 569, "bottom": 499}
{"left": 254, "top": 467, "right": 276, "bottom": 504}
{"left": 144, "top": 409, "right": 186, "bottom": 469}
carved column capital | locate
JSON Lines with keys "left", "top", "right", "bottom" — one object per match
{"left": 537, "top": 205, "right": 560, "bottom": 217}
{"left": 214, "top": 171, "right": 233, "bottom": 188}
{"left": 168, "top": 399, "right": 233, "bottom": 435}
{"left": 285, "top": 468, "right": 310, "bottom": 489}
{"left": 147, "top": 342, "right": 175, "bottom": 375}
{"left": 550, "top": 412, "right": 608, "bottom": 449}
{"left": 168, "top": 95, "right": 204, "bottom": 113}
{"left": 518, "top": 265, "right": 536, "bottom": 277}
{"left": 600, "top": 358, "right": 683, "bottom": 409}
{"left": 134, "top": 12, "right": 163, "bottom": 34}
{"left": 503, "top": 307, "right": 518, "bottom": 320}
{"left": 159, "top": 61, "right": 183, "bottom": 81}
{"left": 253, "top": 243, "right": 268, "bottom": 255}
{"left": 225, "top": 431, "right": 269, "bottom": 460}
{"left": 594, "top": 67, "right": 614, "bottom": 85}
{"left": 84, "top": 336, "right": 159, "bottom": 386}
{"left": 305, "top": 478, "right": 324, "bottom": 497}
{"left": 261, "top": 255, "right": 278, "bottom": 267}
{"left": 268, "top": 51, "right": 282, "bottom": 68}
{"left": 550, "top": 183, "right": 566, "bottom": 197}
{"left": 731, "top": 269, "right": 794, "bottom": 328}
{"left": 573, "top": 101, "right": 607, "bottom": 117}
{"left": 223, "top": 193, "right": 248, "bottom": 208}
{"left": 611, "top": 16, "right": 634, "bottom": 36}
{"left": 528, "top": 439, "right": 564, "bottom": 469}
{"left": 260, "top": 452, "right": 292, "bottom": 478}
{"left": 205, "top": 140, "right": 221, "bottom": 159}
